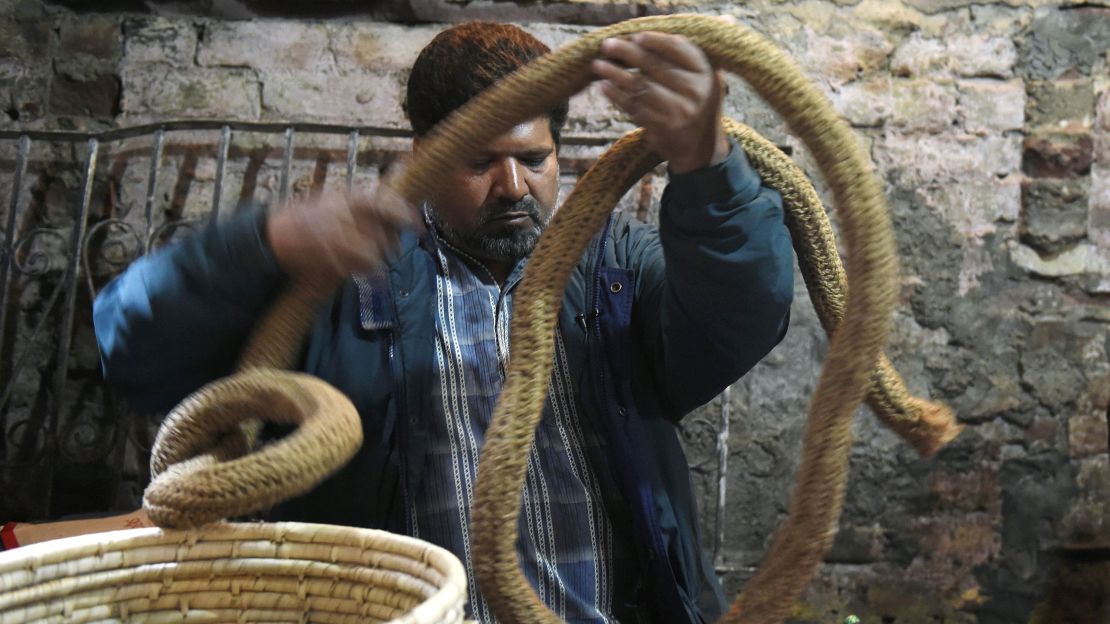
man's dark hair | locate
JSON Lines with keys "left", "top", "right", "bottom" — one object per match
{"left": 404, "top": 22, "right": 570, "bottom": 145}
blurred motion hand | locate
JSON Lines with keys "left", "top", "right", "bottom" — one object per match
{"left": 266, "top": 173, "right": 420, "bottom": 283}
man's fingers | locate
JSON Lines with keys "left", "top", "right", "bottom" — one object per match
{"left": 627, "top": 32, "right": 708, "bottom": 74}
{"left": 598, "top": 35, "right": 708, "bottom": 103}
{"left": 598, "top": 79, "right": 640, "bottom": 116}
{"left": 628, "top": 87, "right": 693, "bottom": 129}
{"left": 335, "top": 216, "right": 400, "bottom": 275}
{"left": 350, "top": 185, "right": 420, "bottom": 231}
{"left": 598, "top": 36, "right": 652, "bottom": 73}
{"left": 380, "top": 186, "right": 423, "bottom": 229}
{"left": 600, "top": 78, "right": 694, "bottom": 129}
{"left": 377, "top": 160, "right": 427, "bottom": 232}
{"left": 270, "top": 185, "right": 417, "bottom": 280}
{"left": 592, "top": 58, "right": 645, "bottom": 94}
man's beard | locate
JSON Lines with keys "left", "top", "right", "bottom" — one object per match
{"left": 430, "top": 196, "right": 552, "bottom": 264}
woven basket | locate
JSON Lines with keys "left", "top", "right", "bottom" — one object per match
{"left": 0, "top": 522, "right": 466, "bottom": 624}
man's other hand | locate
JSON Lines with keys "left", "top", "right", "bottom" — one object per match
{"left": 266, "top": 174, "right": 420, "bottom": 282}
{"left": 591, "top": 18, "right": 735, "bottom": 174}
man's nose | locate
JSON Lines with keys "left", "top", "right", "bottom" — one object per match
{"left": 491, "top": 158, "right": 527, "bottom": 202}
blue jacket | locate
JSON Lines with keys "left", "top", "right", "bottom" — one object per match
{"left": 93, "top": 144, "right": 794, "bottom": 623}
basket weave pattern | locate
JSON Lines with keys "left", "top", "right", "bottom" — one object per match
{"left": 0, "top": 523, "right": 466, "bottom": 623}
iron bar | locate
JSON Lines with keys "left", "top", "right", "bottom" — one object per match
{"left": 42, "top": 137, "right": 99, "bottom": 518}
{"left": 211, "top": 125, "right": 231, "bottom": 222}
{"left": 714, "top": 384, "right": 731, "bottom": 566}
{"left": 0, "top": 119, "right": 620, "bottom": 147}
{"left": 142, "top": 129, "right": 164, "bottom": 253}
{"left": 279, "top": 127, "right": 294, "bottom": 204}
{"left": 0, "top": 228, "right": 70, "bottom": 414}
{"left": 346, "top": 130, "right": 359, "bottom": 195}
{"left": 0, "top": 135, "right": 31, "bottom": 365}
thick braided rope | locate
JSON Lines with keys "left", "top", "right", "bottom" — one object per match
{"left": 144, "top": 370, "right": 363, "bottom": 527}
{"left": 379, "top": 15, "right": 898, "bottom": 624}
{"left": 721, "top": 119, "right": 964, "bottom": 457}
{"left": 576, "top": 118, "right": 962, "bottom": 457}
{"left": 142, "top": 279, "right": 351, "bottom": 529}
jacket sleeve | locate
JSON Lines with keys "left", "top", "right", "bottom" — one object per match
{"left": 92, "top": 207, "right": 289, "bottom": 414}
{"left": 627, "top": 140, "right": 794, "bottom": 414}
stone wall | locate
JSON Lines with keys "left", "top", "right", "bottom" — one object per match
{"left": 1, "top": 0, "right": 1108, "bottom": 622}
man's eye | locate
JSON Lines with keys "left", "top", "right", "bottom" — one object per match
{"left": 523, "top": 158, "right": 547, "bottom": 169}
{"left": 470, "top": 160, "right": 492, "bottom": 170}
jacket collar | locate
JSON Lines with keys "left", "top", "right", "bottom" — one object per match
{"left": 353, "top": 206, "right": 532, "bottom": 331}
{"left": 352, "top": 225, "right": 428, "bottom": 331}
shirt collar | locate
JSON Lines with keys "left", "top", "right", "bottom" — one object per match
{"left": 353, "top": 205, "right": 528, "bottom": 331}
{"left": 422, "top": 204, "right": 528, "bottom": 289}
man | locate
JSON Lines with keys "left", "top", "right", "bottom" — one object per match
{"left": 93, "top": 21, "right": 793, "bottom": 623}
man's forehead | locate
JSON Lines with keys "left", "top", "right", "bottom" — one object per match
{"left": 479, "top": 118, "right": 554, "bottom": 153}
{"left": 504, "top": 119, "right": 547, "bottom": 139}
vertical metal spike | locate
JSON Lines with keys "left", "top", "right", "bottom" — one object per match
{"left": 346, "top": 130, "right": 359, "bottom": 195}
{"left": 713, "top": 385, "right": 731, "bottom": 566}
{"left": 43, "top": 137, "right": 99, "bottom": 517}
{"left": 279, "top": 126, "right": 294, "bottom": 203}
{"left": 143, "top": 129, "right": 165, "bottom": 252}
{"left": 0, "top": 135, "right": 31, "bottom": 362}
{"left": 211, "top": 125, "right": 231, "bottom": 223}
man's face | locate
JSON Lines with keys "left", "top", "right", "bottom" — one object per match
{"left": 423, "top": 117, "right": 559, "bottom": 267}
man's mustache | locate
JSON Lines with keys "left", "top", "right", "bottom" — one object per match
{"left": 481, "top": 197, "right": 542, "bottom": 224}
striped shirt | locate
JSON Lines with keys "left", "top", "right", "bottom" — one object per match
{"left": 409, "top": 232, "right": 629, "bottom": 623}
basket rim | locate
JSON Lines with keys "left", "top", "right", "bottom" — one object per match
{"left": 0, "top": 521, "right": 467, "bottom": 624}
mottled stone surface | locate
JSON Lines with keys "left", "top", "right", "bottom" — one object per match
{"left": 1, "top": 1, "right": 1108, "bottom": 622}
{"left": 57, "top": 16, "right": 121, "bottom": 60}
{"left": 119, "top": 66, "right": 261, "bottom": 119}
{"left": 0, "top": 16, "right": 52, "bottom": 125}
{"left": 891, "top": 33, "right": 1017, "bottom": 78}
{"left": 1027, "top": 79, "right": 1097, "bottom": 129}
{"left": 197, "top": 21, "right": 333, "bottom": 72}
{"left": 1021, "top": 178, "right": 1090, "bottom": 252}
{"left": 1024, "top": 132, "right": 1095, "bottom": 178}
{"left": 49, "top": 70, "right": 121, "bottom": 118}
{"left": 123, "top": 17, "right": 200, "bottom": 68}
{"left": 958, "top": 78, "right": 1026, "bottom": 134}
{"left": 1019, "top": 6, "right": 1110, "bottom": 80}
{"left": 832, "top": 76, "right": 891, "bottom": 127}
{"left": 890, "top": 78, "right": 959, "bottom": 131}
{"left": 874, "top": 134, "right": 1023, "bottom": 182}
